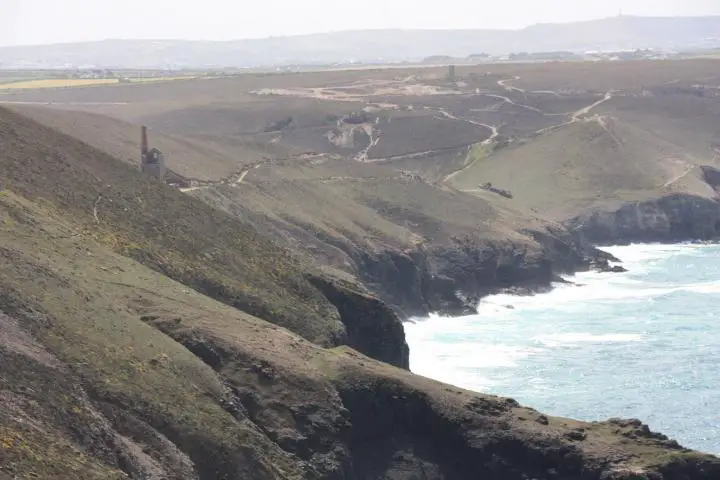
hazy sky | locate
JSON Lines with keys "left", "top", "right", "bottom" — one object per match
{"left": 2, "top": 0, "right": 720, "bottom": 46}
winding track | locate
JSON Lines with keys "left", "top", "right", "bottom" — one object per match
{"left": 354, "top": 125, "right": 381, "bottom": 163}
{"left": 498, "top": 77, "right": 524, "bottom": 93}
{"left": 442, "top": 87, "right": 616, "bottom": 184}
{"left": 179, "top": 161, "right": 266, "bottom": 192}
{"left": 663, "top": 166, "right": 695, "bottom": 188}
{"left": 483, "top": 93, "right": 544, "bottom": 113}
{"left": 572, "top": 92, "right": 613, "bottom": 120}
{"left": 180, "top": 74, "right": 617, "bottom": 192}
{"left": 442, "top": 121, "right": 500, "bottom": 184}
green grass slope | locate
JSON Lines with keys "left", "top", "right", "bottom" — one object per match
{"left": 449, "top": 115, "right": 718, "bottom": 220}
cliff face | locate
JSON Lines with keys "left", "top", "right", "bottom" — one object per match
{"left": 191, "top": 180, "right": 606, "bottom": 319}
{"left": 358, "top": 226, "right": 601, "bottom": 318}
{"left": 568, "top": 194, "right": 720, "bottom": 245}
{"left": 308, "top": 275, "right": 410, "bottom": 370}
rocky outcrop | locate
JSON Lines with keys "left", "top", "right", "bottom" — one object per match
{"left": 327, "top": 125, "right": 372, "bottom": 150}
{"left": 591, "top": 258, "right": 628, "bottom": 273}
{"left": 701, "top": 165, "right": 720, "bottom": 195}
{"left": 568, "top": 194, "right": 720, "bottom": 245}
{"left": 308, "top": 276, "right": 410, "bottom": 370}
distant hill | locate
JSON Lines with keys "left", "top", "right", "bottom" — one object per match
{"left": 1, "top": 15, "right": 720, "bottom": 69}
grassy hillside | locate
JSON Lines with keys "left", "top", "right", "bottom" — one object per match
{"left": 450, "top": 117, "right": 718, "bottom": 219}
{"left": 0, "top": 192, "right": 716, "bottom": 479}
{"left": 9, "top": 60, "right": 720, "bottom": 192}
{"left": 1, "top": 81, "right": 720, "bottom": 480}
{"left": 1, "top": 192, "right": 716, "bottom": 478}
{"left": 0, "top": 191, "right": 306, "bottom": 479}
{"left": 11, "top": 105, "right": 275, "bottom": 181}
{"left": 0, "top": 106, "right": 344, "bottom": 346}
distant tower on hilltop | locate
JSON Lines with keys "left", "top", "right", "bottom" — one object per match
{"left": 140, "top": 125, "right": 166, "bottom": 182}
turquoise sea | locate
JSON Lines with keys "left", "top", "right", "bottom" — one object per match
{"left": 405, "top": 244, "right": 720, "bottom": 454}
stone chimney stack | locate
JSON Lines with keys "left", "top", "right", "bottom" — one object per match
{"left": 140, "top": 125, "right": 166, "bottom": 182}
{"left": 141, "top": 125, "right": 149, "bottom": 156}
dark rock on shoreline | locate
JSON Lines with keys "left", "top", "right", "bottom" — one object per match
{"left": 359, "top": 227, "right": 605, "bottom": 318}
{"left": 590, "top": 257, "right": 629, "bottom": 273}
{"left": 568, "top": 194, "right": 720, "bottom": 245}
{"left": 608, "top": 265, "right": 628, "bottom": 272}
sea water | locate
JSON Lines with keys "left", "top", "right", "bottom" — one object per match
{"left": 404, "top": 244, "right": 720, "bottom": 454}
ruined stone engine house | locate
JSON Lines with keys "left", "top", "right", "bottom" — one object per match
{"left": 140, "top": 125, "right": 166, "bottom": 182}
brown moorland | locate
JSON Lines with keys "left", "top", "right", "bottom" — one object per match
{"left": 1, "top": 95, "right": 720, "bottom": 480}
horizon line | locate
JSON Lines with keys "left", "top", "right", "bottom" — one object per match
{"left": 2, "top": 13, "right": 719, "bottom": 49}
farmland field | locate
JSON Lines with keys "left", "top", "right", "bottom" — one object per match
{"left": 0, "top": 76, "right": 198, "bottom": 90}
{"left": 0, "top": 78, "right": 122, "bottom": 89}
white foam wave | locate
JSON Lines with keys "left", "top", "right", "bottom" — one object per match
{"left": 406, "top": 336, "right": 541, "bottom": 390}
{"left": 405, "top": 313, "right": 545, "bottom": 390}
{"left": 471, "top": 253, "right": 720, "bottom": 313}
{"left": 404, "top": 242, "right": 720, "bottom": 396}
{"left": 473, "top": 281, "right": 672, "bottom": 314}
{"left": 475, "top": 294, "right": 533, "bottom": 316}
{"left": 410, "top": 342, "right": 541, "bottom": 369}
{"left": 682, "top": 280, "right": 720, "bottom": 294}
{"left": 533, "top": 333, "right": 644, "bottom": 347}
{"left": 424, "top": 243, "right": 720, "bottom": 318}
{"left": 601, "top": 243, "right": 719, "bottom": 266}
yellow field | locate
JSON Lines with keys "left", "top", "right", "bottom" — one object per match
{"left": 0, "top": 76, "right": 197, "bottom": 90}
{"left": 0, "top": 78, "right": 121, "bottom": 90}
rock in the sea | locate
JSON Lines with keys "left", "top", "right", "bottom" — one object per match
{"left": 590, "top": 258, "right": 628, "bottom": 273}
{"left": 569, "top": 194, "right": 720, "bottom": 244}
